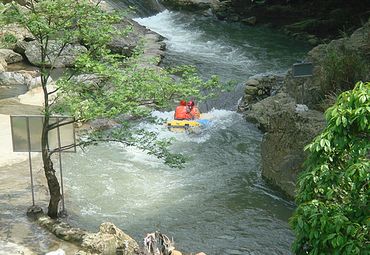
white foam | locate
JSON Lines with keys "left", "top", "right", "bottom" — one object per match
{"left": 134, "top": 10, "right": 254, "bottom": 69}
{"left": 136, "top": 109, "right": 239, "bottom": 143}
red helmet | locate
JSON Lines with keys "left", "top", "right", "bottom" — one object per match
{"left": 179, "top": 100, "right": 186, "bottom": 106}
{"left": 187, "top": 100, "right": 194, "bottom": 106}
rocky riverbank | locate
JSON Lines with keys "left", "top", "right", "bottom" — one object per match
{"left": 238, "top": 19, "right": 370, "bottom": 198}
{"left": 0, "top": 1, "right": 165, "bottom": 255}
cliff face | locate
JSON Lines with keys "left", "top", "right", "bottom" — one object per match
{"left": 239, "top": 20, "right": 370, "bottom": 199}
{"left": 161, "top": 0, "right": 370, "bottom": 44}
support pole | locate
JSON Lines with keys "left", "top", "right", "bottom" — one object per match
{"left": 57, "top": 118, "right": 65, "bottom": 212}
{"left": 26, "top": 118, "right": 35, "bottom": 206}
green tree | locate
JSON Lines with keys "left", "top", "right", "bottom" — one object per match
{"left": 1, "top": 0, "right": 223, "bottom": 218}
{"left": 291, "top": 81, "right": 370, "bottom": 254}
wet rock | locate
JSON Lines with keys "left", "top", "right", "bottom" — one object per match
{"left": 245, "top": 92, "right": 295, "bottom": 131}
{"left": 34, "top": 215, "right": 88, "bottom": 246}
{"left": 108, "top": 18, "right": 166, "bottom": 67}
{"left": 26, "top": 205, "right": 44, "bottom": 220}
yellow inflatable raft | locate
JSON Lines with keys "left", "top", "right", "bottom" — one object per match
{"left": 166, "top": 119, "right": 201, "bottom": 133}
{"left": 166, "top": 115, "right": 212, "bottom": 133}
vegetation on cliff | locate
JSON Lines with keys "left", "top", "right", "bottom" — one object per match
{"left": 161, "top": 0, "right": 370, "bottom": 44}
{"left": 226, "top": 0, "right": 370, "bottom": 38}
{"left": 291, "top": 81, "right": 369, "bottom": 254}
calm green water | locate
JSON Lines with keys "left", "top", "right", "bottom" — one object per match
{"left": 63, "top": 9, "right": 309, "bottom": 255}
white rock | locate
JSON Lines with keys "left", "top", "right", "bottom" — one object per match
{"left": 0, "top": 71, "right": 31, "bottom": 86}
{"left": 45, "top": 248, "right": 65, "bottom": 255}
{"left": 295, "top": 104, "right": 309, "bottom": 112}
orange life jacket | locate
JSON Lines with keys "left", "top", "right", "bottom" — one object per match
{"left": 185, "top": 106, "right": 200, "bottom": 119}
{"left": 174, "top": 106, "right": 187, "bottom": 119}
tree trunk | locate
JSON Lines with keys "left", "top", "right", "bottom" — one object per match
{"left": 42, "top": 116, "right": 61, "bottom": 219}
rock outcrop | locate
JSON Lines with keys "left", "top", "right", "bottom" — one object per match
{"left": 108, "top": 18, "right": 166, "bottom": 64}
{"left": 81, "top": 222, "right": 139, "bottom": 254}
{"left": 23, "top": 41, "right": 88, "bottom": 68}
{"left": 0, "top": 49, "right": 23, "bottom": 64}
{"left": 27, "top": 206, "right": 140, "bottom": 255}
{"left": 244, "top": 91, "right": 325, "bottom": 197}
{"left": 161, "top": 0, "right": 370, "bottom": 45}
{"left": 239, "top": 20, "right": 370, "bottom": 198}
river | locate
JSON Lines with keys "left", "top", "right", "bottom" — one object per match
{"left": 62, "top": 3, "right": 309, "bottom": 255}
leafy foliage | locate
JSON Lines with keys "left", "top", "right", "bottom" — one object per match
{"left": 56, "top": 62, "right": 221, "bottom": 121}
{"left": 291, "top": 81, "right": 370, "bottom": 254}
{"left": 1, "top": 0, "right": 223, "bottom": 166}
{"left": 0, "top": 32, "right": 17, "bottom": 48}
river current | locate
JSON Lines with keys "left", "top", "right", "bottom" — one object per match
{"left": 63, "top": 5, "right": 309, "bottom": 255}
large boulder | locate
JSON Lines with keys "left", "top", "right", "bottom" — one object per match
{"left": 245, "top": 92, "right": 325, "bottom": 198}
{"left": 0, "top": 71, "right": 32, "bottom": 86}
{"left": 24, "top": 41, "right": 87, "bottom": 68}
{"left": 0, "top": 49, "right": 23, "bottom": 64}
{"left": 238, "top": 74, "right": 285, "bottom": 113}
{"left": 81, "top": 222, "right": 139, "bottom": 254}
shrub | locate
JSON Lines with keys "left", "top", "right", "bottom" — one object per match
{"left": 291, "top": 81, "right": 370, "bottom": 255}
{"left": 321, "top": 43, "right": 368, "bottom": 93}
{"left": 0, "top": 32, "right": 17, "bottom": 48}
